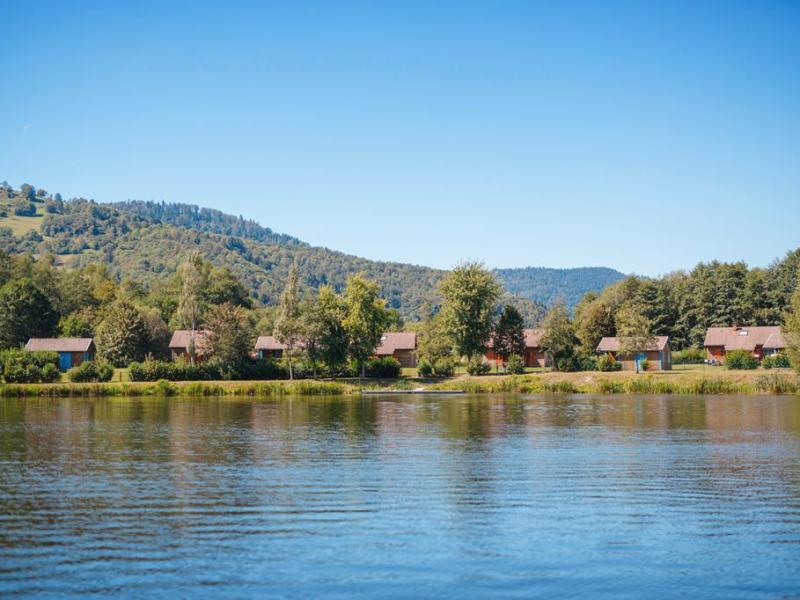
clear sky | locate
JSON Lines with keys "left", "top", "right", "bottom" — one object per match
{"left": 1, "top": 1, "right": 799, "bottom": 276}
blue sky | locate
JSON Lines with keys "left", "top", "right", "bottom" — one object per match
{"left": 1, "top": 1, "right": 799, "bottom": 275}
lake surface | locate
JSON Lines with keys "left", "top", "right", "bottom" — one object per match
{"left": 1, "top": 394, "right": 800, "bottom": 598}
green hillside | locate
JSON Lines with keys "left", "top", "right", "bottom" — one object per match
{"left": 0, "top": 184, "right": 623, "bottom": 323}
{"left": 495, "top": 266, "right": 627, "bottom": 308}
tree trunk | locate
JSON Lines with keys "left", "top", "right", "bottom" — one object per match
{"left": 288, "top": 355, "right": 294, "bottom": 381}
{"left": 360, "top": 361, "right": 365, "bottom": 382}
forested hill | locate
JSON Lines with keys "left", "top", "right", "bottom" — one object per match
{"left": 0, "top": 183, "right": 623, "bottom": 323}
{"left": 495, "top": 266, "right": 626, "bottom": 308}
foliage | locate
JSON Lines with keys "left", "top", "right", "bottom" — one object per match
{"left": 754, "top": 372, "right": 799, "bottom": 394}
{"left": 786, "top": 286, "right": 800, "bottom": 373}
{"left": 495, "top": 266, "right": 625, "bottom": 309}
{"left": 129, "top": 358, "right": 288, "bottom": 381}
{"left": 762, "top": 353, "right": 791, "bottom": 369}
{"left": 506, "top": 353, "right": 525, "bottom": 374}
{"left": 302, "top": 285, "right": 349, "bottom": 375}
{"left": 0, "top": 278, "right": 59, "bottom": 349}
{"left": 364, "top": 357, "right": 402, "bottom": 378}
{"left": 493, "top": 305, "right": 526, "bottom": 361}
{"left": 416, "top": 359, "right": 433, "bottom": 377}
{"left": 205, "top": 302, "right": 252, "bottom": 368}
{"left": 725, "top": 349, "right": 758, "bottom": 370}
{"left": 173, "top": 253, "right": 207, "bottom": 363}
{"left": 274, "top": 263, "right": 303, "bottom": 379}
{"left": 615, "top": 304, "right": 656, "bottom": 373}
{"left": 95, "top": 300, "right": 150, "bottom": 367}
{"left": 68, "top": 360, "right": 113, "bottom": 382}
{"left": 639, "top": 359, "right": 650, "bottom": 372}
{"left": 597, "top": 353, "right": 622, "bottom": 372}
{"left": 466, "top": 356, "right": 491, "bottom": 376}
{"left": 438, "top": 262, "right": 501, "bottom": 359}
{"left": 58, "top": 308, "right": 96, "bottom": 337}
{"left": 672, "top": 347, "right": 705, "bottom": 364}
{"left": 342, "top": 274, "right": 391, "bottom": 378}
{"left": 540, "top": 301, "right": 577, "bottom": 371}
{"left": 0, "top": 350, "right": 60, "bottom": 383}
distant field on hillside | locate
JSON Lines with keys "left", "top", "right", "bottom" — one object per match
{"left": 0, "top": 189, "right": 45, "bottom": 236}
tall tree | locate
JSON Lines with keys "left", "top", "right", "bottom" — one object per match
{"left": 784, "top": 285, "right": 800, "bottom": 372}
{"left": 342, "top": 274, "right": 390, "bottom": 380}
{"left": 274, "top": 264, "right": 303, "bottom": 380}
{"left": 615, "top": 304, "right": 656, "bottom": 374}
{"left": 575, "top": 299, "right": 615, "bottom": 354}
{"left": 540, "top": 301, "right": 577, "bottom": 371}
{"left": 438, "top": 262, "right": 501, "bottom": 360}
{"left": 95, "top": 301, "right": 149, "bottom": 367}
{"left": 0, "top": 279, "right": 58, "bottom": 349}
{"left": 302, "top": 285, "right": 349, "bottom": 377}
{"left": 493, "top": 305, "right": 526, "bottom": 361}
{"left": 206, "top": 302, "right": 251, "bottom": 369}
{"left": 174, "top": 253, "right": 208, "bottom": 364}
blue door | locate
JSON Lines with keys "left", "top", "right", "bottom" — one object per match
{"left": 635, "top": 352, "right": 647, "bottom": 371}
{"left": 59, "top": 352, "right": 72, "bottom": 371}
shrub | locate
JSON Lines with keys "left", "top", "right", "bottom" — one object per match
{"left": 506, "top": 354, "right": 525, "bottom": 375}
{"left": 576, "top": 353, "right": 597, "bottom": 372}
{"left": 762, "top": 353, "right": 791, "bottom": 369}
{"left": 556, "top": 355, "right": 578, "bottom": 372}
{"left": 725, "top": 350, "right": 758, "bottom": 370}
{"left": 597, "top": 379, "right": 624, "bottom": 394}
{"left": 0, "top": 350, "right": 60, "bottom": 383}
{"left": 432, "top": 357, "right": 456, "bottom": 377}
{"left": 364, "top": 357, "right": 402, "bottom": 378}
{"left": 68, "top": 361, "right": 113, "bottom": 383}
{"left": 12, "top": 201, "right": 36, "bottom": 216}
{"left": 466, "top": 356, "right": 491, "bottom": 376}
{"left": 673, "top": 347, "right": 705, "bottom": 365}
{"left": 638, "top": 359, "right": 650, "bottom": 372}
{"left": 417, "top": 359, "right": 433, "bottom": 377}
{"left": 543, "top": 380, "right": 577, "bottom": 393}
{"left": 597, "top": 354, "right": 622, "bottom": 372}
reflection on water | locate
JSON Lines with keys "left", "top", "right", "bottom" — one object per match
{"left": 1, "top": 394, "right": 799, "bottom": 598}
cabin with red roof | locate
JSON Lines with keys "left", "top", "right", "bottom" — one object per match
{"left": 596, "top": 336, "right": 672, "bottom": 371}
{"left": 255, "top": 331, "right": 418, "bottom": 367}
{"left": 703, "top": 326, "right": 786, "bottom": 363}
{"left": 485, "top": 328, "right": 549, "bottom": 368}
{"left": 169, "top": 330, "right": 211, "bottom": 362}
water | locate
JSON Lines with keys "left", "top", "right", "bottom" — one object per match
{"left": 1, "top": 394, "right": 799, "bottom": 598}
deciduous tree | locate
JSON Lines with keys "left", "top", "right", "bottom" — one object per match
{"left": 343, "top": 274, "right": 390, "bottom": 380}
{"left": 493, "top": 305, "right": 526, "bottom": 361}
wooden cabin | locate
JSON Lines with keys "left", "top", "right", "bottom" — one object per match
{"left": 255, "top": 335, "right": 291, "bottom": 360}
{"left": 169, "top": 330, "right": 211, "bottom": 362}
{"left": 596, "top": 336, "right": 672, "bottom": 371}
{"left": 25, "top": 338, "right": 95, "bottom": 371}
{"left": 485, "top": 328, "right": 549, "bottom": 368}
{"left": 703, "top": 326, "right": 786, "bottom": 363}
{"left": 374, "top": 332, "right": 417, "bottom": 367}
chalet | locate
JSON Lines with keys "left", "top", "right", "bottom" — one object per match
{"left": 703, "top": 326, "right": 786, "bottom": 363}
{"left": 596, "top": 336, "right": 672, "bottom": 371}
{"left": 25, "top": 338, "right": 95, "bottom": 371}
{"left": 255, "top": 332, "right": 418, "bottom": 366}
{"left": 374, "top": 332, "right": 417, "bottom": 367}
{"left": 254, "top": 335, "right": 291, "bottom": 360}
{"left": 485, "top": 328, "right": 549, "bottom": 368}
{"left": 169, "top": 330, "right": 211, "bottom": 362}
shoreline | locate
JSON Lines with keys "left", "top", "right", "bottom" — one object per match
{"left": 1, "top": 370, "right": 798, "bottom": 398}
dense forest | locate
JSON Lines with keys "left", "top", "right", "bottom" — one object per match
{"left": 495, "top": 266, "right": 626, "bottom": 308}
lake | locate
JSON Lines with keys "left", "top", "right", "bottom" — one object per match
{"left": 1, "top": 394, "right": 799, "bottom": 598}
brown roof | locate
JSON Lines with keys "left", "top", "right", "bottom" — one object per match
{"left": 487, "top": 328, "right": 544, "bottom": 350}
{"left": 169, "top": 330, "right": 211, "bottom": 354}
{"left": 597, "top": 336, "right": 670, "bottom": 353}
{"left": 375, "top": 332, "right": 417, "bottom": 355}
{"left": 25, "top": 338, "right": 94, "bottom": 353}
{"left": 703, "top": 326, "right": 786, "bottom": 351}
{"left": 255, "top": 335, "right": 289, "bottom": 351}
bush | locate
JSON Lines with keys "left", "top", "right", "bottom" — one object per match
{"left": 762, "top": 353, "right": 791, "bottom": 369}
{"left": 0, "top": 350, "right": 60, "bottom": 383}
{"left": 432, "top": 357, "right": 456, "bottom": 377}
{"left": 754, "top": 373, "right": 799, "bottom": 394}
{"left": 597, "top": 354, "right": 622, "bottom": 372}
{"left": 506, "top": 354, "right": 525, "bottom": 375}
{"left": 12, "top": 201, "right": 36, "bottom": 216}
{"left": 466, "top": 356, "right": 491, "bottom": 376}
{"left": 417, "top": 359, "right": 433, "bottom": 377}
{"left": 725, "top": 350, "right": 758, "bottom": 370}
{"left": 68, "top": 361, "right": 113, "bottom": 383}
{"left": 129, "top": 358, "right": 291, "bottom": 382}
{"left": 673, "top": 347, "right": 705, "bottom": 364}
{"left": 639, "top": 359, "right": 650, "bottom": 372}
{"left": 364, "top": 357, "right": 402, "bottom": 378}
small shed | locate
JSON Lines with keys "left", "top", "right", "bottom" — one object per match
{"left": 254, "top": 335, "right": 291, "bottom": 360}
{"left": 25, "top": 338, "right": 95, "bottom": 371}
{"left": 169, "top": 330, "right": 211, "bottom": 362}
{"left": 596, "top": 336, "right": 672, "bottom": 371}
{"left": 374, "top": 332, "right": 417, "bottom": 367}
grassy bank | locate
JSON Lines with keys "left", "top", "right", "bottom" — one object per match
{"left": 2, "top": 368, "right": 798, "bottom": 398}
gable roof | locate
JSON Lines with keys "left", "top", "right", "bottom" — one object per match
{"left": 25, "top": 338, "right": 94, "bottom": 353}
{"left": 597, "top": 336, "right": 670, "bottom": 353}
{"left": 375, "top": 332, "right": 417, "bottom": 355}
{"left": 487, "top": 328, "right": 544, "bottom": 350}
{"left": 169, "top": 330, "right": 211, "bottom": 354}
{"left": 703, "top": 326, "right": 786, "bottom": 351}
{"left": 255, "top": 335, "right": 290, "bottom": 351}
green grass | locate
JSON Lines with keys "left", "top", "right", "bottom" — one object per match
{"left": 0, "top": 197, "right": 45, "bottom": 236}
